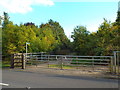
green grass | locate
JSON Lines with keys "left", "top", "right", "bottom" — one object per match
{"left": 71, "top": 59, "right": 93, "bottom": 65}
{"left": 71, "top": 59, "right": 108, "bottom": 65}
{"left": 26, "top": 60, "right": 48, "bottom": 65}
{"left": 0, "top": 61, "right": 11, "bottom": 68}
{"left": 2, "top": 64, "right": 10, "bottom": 68}
{"left": 0, "top": 62, "right": 2, "bottom": 68}
{"left": 48, "top": 64, "right": 78, "bottom": 69}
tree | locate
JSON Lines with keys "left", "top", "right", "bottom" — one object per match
{"left": 0, "top": 27, "right": 2, "bottom": 54}
{"left": 47, "top": 19, "right": 70, "bottom": 54}
{"left": 37, "top": 24, "right": 58, "bottom": 52}
{"left": 116, "top": 11, "right": 120, "bottom": 25}
{"left": 2, "top": 22, "right": 17, "bottom": 55}
{"left": 71, "top": 26, "right": 90, "bottom": 55}
{"left": 96, "top": 19, "right": 113, "bottom": 55}
{"left": 2, "top": 12, "right": 10, "bottom": 28}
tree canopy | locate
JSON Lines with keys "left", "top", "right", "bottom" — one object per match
{"left": 2, "top": 13, "right": 70, "bottom": 57}
{"left": 1, "top": 10, "right": 120, "bottom": 60}
{"left": 71, "top": 12, "right": 120, "bottom": 55}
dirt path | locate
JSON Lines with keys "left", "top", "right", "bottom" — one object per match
{"left": 22, "top": 65, "right": 119, "bottom": 80}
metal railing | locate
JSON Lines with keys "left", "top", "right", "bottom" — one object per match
{"left": 26, "top": 54, "right": 113, "bottom": 72}
{"left": 9, "top": 52, "right": 119, "bottom": 74}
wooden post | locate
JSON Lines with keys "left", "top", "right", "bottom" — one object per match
{"left": 22, "top": 53, "right": 26, "bottom": 69}
{"left": 117, "top": 52, "right": 119, "bottom": 75}
{"left": 10, "top": 54, "right": 14, "bottom": 69}
{"left": 92, "top": 57, "right": 94, "bottom": 71}
{"left": 35, "top": 56, "right": 38, "bottom": 67}
{"left": 110, "top": 57, "right": 114, "bottom": 74}
{"left": 48, "top": 55, "right": 49, "bottom": 68}
{"left": 60, "top": 56, "right": 63, "bottom": 70}
{"left": 114, "top": 52, "right": 117, "bottom": 74}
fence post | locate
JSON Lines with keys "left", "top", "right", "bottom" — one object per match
{"left": 92, "top": 57, "right": 94, "bottom": 71}
{"left": 56, "top": 56, "right": 57, "bottom": 60}
{"left": 35, "top": 56, "right": 38, "bottom": 67}
{"left": 22, "top": 53, "right": 26, "bottom": 69}
{"left": 114, "top": 52, "right": 117, "bottom": 74}
{"left": 48, "top": 55, "right": 49, "bottom": 68}
{"left": 117, "top": 52, "right": 119, "bottom": 75}
{"left": 110, "top": 57, "right": 114, "bottom": 74}
{"left": 10, "top": 54, "right": 14, "bottom": 69}
{"left": 60, "top": 56, "right": 63, "bottom": 70}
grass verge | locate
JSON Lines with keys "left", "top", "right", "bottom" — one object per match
{"left": 0, "top": 61, "right": 10, "bottom": 68}
{"left": 48, "top": 64, "right": 80, "bottom": 69}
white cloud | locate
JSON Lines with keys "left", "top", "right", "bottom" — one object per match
{"left": 53, "top": 0, "right": 119, "bottom": 2}
{"left": 0, "top": 0, "right": 54, "bottom": 14}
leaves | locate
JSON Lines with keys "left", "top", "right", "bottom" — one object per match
{"left": 71, "top": 17, "right": 120, "bottom": 56}
{"left": 2, "top": 13, "right": 69, "bottom": 56}
{"left": 2, "top": 11, "right": 120, "bottom": 57}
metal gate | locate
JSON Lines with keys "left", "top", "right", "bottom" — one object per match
{"left": 25, "top": 53, "right": 113, "bottom": 73}
{"left": 11, "top": 52, "right": 120, "bottom": 74}
{"left": 112, "top": 51, "right": 120, "bottom": 74}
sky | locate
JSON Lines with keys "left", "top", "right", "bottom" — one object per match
{"left": 0, "top": 0, "right": 119, "bottom": 39}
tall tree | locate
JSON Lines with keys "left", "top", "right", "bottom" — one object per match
{"left": 96, "top": 19, "right": 113, "bottom": 55}
{"left": 71, "top": 26, "right": 90, "bottom": 55}
{"left": 2, "top": 12, "right": 10, "bottom": 28}
{"left": 47, "top": 19, "right": 70, "bottom": 54}
{"left": 116, "top": 11, "right": 120, "bottom": 25}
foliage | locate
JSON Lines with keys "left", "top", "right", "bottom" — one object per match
{"left": 71, "top": 17, "right": 120, "bottom": 55}
{"left": 2, "top": 13, "right": 70, "bottom": 61}
{"left": 1, "top": 9, "right": 120, "bottom": 61}
{"left": 71, "top": 26, "right": 90, "bottom": 55}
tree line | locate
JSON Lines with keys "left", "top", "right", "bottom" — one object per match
{"left": 1, "top": 12, "right": 70, "bottom": 57}
{"left": 71, "top": 11, "right": 120, "bottom": 56}
{"left": 0, "top": 10, "right": 120, "bottom": 61}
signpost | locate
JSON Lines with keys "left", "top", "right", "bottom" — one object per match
{"left": 26, "top": 42, "right": 30, "bottom": 56}
{"left": 25, "top": 42, "right": 30, "bottom": 68}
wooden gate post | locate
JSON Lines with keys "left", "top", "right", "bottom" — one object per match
{"left": 110, "top": 57, "right": 114, "bottom": 74}
{"left": 114, "top": 52, "right": 117, "bottom": 74}
{"left": 48, "top": 55, "right": 50, "bottom": 68}
{"left": 10, "top": 54, "right": 14, "bottom": 69}
{"left": 116, "top": 52, "right": 120, "bottom": 75}
{"left": 60, "top": 56, "right": 63, "bottom": 70}
{"left": 92, "top": 57, "right": 94, "bottom": 71}
{"left": 22, "top": 53, "right": 26, "bottom": 69}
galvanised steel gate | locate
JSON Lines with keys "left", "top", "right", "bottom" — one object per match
{"left": 25, "top": 53, "right": 113, "bottom": 73}
{"left": 113, "top": 51, "right": 120, "bottom": 75}
{"left": 11, "top": 51, "right": 120, "bottom": 74}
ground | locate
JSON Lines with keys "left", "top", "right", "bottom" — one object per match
{"left": 22, "top": 64, "right": 119, "bottom": 79}
{"left": 2, "top": 68, "right": 119, "bottom": 88}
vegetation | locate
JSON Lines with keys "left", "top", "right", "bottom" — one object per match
{"left": 1, "top": 10, "right": 120, "bottom": 63}
{"left": 48, "top": 64, "right": 78, "bottom": 69}
{"left": 71, "top": 17, "right": 120, "bottom": 56}
{"left": 2, "top": 12, "right": 70, "bottom": 59}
